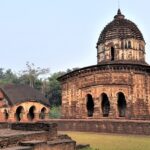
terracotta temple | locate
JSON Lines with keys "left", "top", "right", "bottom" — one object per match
{"left": 59, "top": 9, "right": 150, "bottom": 120}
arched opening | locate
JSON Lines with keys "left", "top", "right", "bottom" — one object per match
{"left": 86, "top": 94, "right": 94, "bottom": 117}
{"left": 101, "top": 93, "right": 110, "bottom": 117}
{"left": 27, "top": 106, "right": 36, "bottom": 121}
{"left": 139, "top": 44, "right": 141, "bottom": 50}
{"left": 4, "top": 109, "right": 9, "bottom": 120}
{"left": 39, "top": 107, "right": 47, "bottom": 119}
{"left": 15, "top": 106, "right": 24, "bottom": 122}
{"left": 125, "top": 41, "right": 128, "bottom": 49}
{"left": 128, "top": 41, "right": 131, "bottom": 48}
{"left": 117, "top": 92, "right": 127, "bottom": 117}
{"left": 111, "top": 47, "right": 115, "bottom": 61}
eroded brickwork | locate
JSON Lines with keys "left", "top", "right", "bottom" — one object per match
{"left": 59, "top": 9, "right": 150, "bottom": 120}
{"left": 0, "top": 122, "right": 76, "bottom": 150}
{"left": 0, "top": 101, "right": 49, "bottom": 122}
{"left": 60, "top": 65, "right": 150, "bottom": 120}
{"left": 49, "top": 119, "right": 150, "bottom": 135}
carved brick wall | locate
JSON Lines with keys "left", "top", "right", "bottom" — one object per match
{"left": 61, "top": 68, "right": 150, "bottom": 120}
{"left": 97, "top": 39, "right": 145, "bottom": 63}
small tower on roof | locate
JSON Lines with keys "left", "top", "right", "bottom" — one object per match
{"left": 97, "top": 9, "right": 145, "bottom": 64}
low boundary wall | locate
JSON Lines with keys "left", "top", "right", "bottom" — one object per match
{"left": 0, "top": 122, "right": 9, "bottom": 129}
{"left": 47, "top": 119, "right": 150, "bottom": 135}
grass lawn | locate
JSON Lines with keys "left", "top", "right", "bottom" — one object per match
{"left": 59, "top": 131, "right": 150, "bottom": 150}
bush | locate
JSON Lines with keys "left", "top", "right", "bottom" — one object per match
{"left": 49, "top": 106, "right": 61, "bottom": 119}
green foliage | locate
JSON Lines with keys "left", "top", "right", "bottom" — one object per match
{"left": 0, "top": 64, "right": 79, "bottom": 107}
{"left": 46, "top": 68, "right": 79, "bottom": 106}
{"left": 0, "top": 68, "right": 18, "bottom": 85}
{"left": 47, "top": 72, "right": 65, "bottom": 106}
{"left": 49, "top": 106, "right": 61, "bottom": 119}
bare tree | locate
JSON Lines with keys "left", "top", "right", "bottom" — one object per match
{"left": 22, "top": 62, "right": 50, "bottom": 88}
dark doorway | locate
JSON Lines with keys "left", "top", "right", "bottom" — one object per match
{"left": 4, "top": 109, "right": 9, "bottom": 120}
{"left": 111, "top": 47, "right": 115, "bottom": 61}
{"left": 117, "top": 92, "right": 127, "bottom": 117}
{"left": 15, "top": 106, "right": 24, "bottom": 121}
{"left": 128, "top": 41, "right": 131, "bottom": 48}
{"left": 101, "top": 93, "right": 110, "bottom": 117}
{"left": 39, "top": 107, "right": 46, "bottom": 119}
{"left": 86, "top": 94, "right": 94, "bottom": 117}
{"left": 28, "top": 106, "right": 36, "bottom": 121}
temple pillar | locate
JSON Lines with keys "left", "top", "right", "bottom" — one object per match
{"left": 82, "top": 104, "right": 87, "bottom": 119}
{"left": 8, "top": 111, "right": 16, "bottom": 122}
{"left": 34, "top": 113, "right": 40, "bottom": 121}
{"left": 21, "top": 111, "right": 28, "bottom": 122}
{"left": 109, "top": 96, "right": 117, "bottom": 118}
{"left": 93, "top": 97, "right": 100, "bottom": 118}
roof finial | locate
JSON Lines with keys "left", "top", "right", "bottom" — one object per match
{"left": 114, "top": 7, "right": 125, "bottom": 19}
{"left": 117, "top": 9, "right": 121, "bottom": 15}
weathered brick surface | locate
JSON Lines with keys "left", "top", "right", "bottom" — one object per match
{"left": 59, "top": 10, "right": 150, "bottom": 121}
{"left": 0, "top": 122, "right": 76, "bottom": 150}
{"left": 0, "top": 130, "right": 48, "bottom": 148}
{"left": 0, "top": 122, "right": 9, "bottom": 129}
{"left": 2, "top": 146, "right": 32, "bottom": 150}
{"left": 48, "top": 119, "right": 150, "bottom": 135}
{"left": 10, "top": 122, "right": 57, "bottom": 131}
{"left": 59, "top": 65, "right": 150, "bottom": 120}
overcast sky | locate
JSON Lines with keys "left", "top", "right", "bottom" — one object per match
{"left": 0, "top": 0, "right": 150, "bottom": 74}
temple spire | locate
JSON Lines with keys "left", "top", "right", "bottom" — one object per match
{"left": 114, "top": 8, "right": 125, "bottom": 19}
{"left": 117, "top": 9, "right": 121, "bottom": 15}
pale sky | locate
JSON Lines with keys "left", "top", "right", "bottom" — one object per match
{"left": 0, "top": 0, "right": 150, "bottom": 74}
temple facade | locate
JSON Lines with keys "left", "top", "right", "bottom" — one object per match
{"left": 0, "top": 84, "right": 50, "bottom": 122}
{"left": 59, "top": 9, "right": 150, "bottom": 120}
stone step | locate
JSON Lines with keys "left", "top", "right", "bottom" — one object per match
{"left": 2, "top": 146, "right": 32, "bottom": 150}
{"left": 19, "top": 140, "right": 46, "bottom": 147}
{"left": 20, "top": 139, "right": 76, "bottom": 149}
{"left": 48, "top": 139, "right": 76, "bottom": 145}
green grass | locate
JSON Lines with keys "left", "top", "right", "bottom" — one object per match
{"left": 60, "top": 131, "right": 150, "bottom": 150}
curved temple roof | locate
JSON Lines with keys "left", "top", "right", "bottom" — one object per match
{"left": 97, "top": 9, "right": 144, "bottom": 47}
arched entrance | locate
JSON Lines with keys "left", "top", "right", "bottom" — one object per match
{"left": 117, "top": 92, "right": 127, "bottom": 117}
{"left": 27, "top": 106, "right": 36, "bottom": 121}
{"left": 4, "top": 109, "right": 9, "bottom": 120}
{"left": 101, "top": 93, "right": 110, "bottom": 117}
{"left": 15, "top": 106, "right": 24, "bottom": 121}
{"left": 111, "top": 47, "right": 115, "bottom": 61}
{"left": 86, "top": 94, "right": 94, "bottom": 117}
{"left": 39, "top": 107, "right": 46, "bottom": 119}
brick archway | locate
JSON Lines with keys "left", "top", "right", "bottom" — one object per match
{"left": 27, "top": 106, "right": 36, "bottom": 121}
{"left": 39, "top": 107, "right": 47, "bottom": 119}
{"left": 15, "top": 106, "right": 24, "bottom": 122}
{"left": 3, "top": 109, "right": 9, "bottom": 121}
{"left": 117, "top": 92, "right": 127, "bottom": 117}
{"left": 101, "top": 93, "right": 110, "bottom": 117}
{"left": 86, "top": 94, "right": 94, "bottom": 117}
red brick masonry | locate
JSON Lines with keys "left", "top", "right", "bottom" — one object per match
{"left": 48, "top": 119, "right": 150, "bottom": 135}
